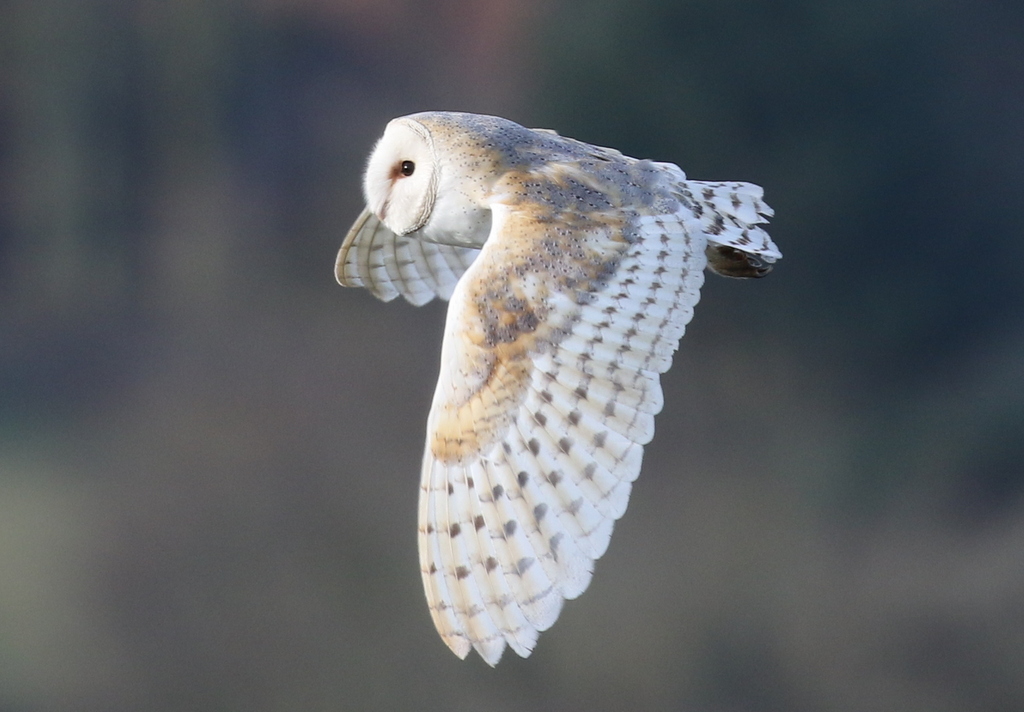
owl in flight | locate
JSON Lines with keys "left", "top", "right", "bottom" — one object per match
{"left": 336, "top": 112, "right": 781, "bottom": 665}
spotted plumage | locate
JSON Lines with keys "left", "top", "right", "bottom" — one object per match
{"left": 336, "top": 111, "right": 781, "bottom": 665}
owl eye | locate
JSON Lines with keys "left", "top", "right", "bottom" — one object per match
{"left": 400, "top": 160, "right": 415, "bottom": 177}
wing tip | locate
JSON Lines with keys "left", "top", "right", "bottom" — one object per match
{"left": 443, "top": 633, "right": 473, "bottom": 660}
{"left": 473, "top": 638, "right": 507, "bottom": 667}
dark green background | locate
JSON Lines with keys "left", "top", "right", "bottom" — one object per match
{"left": 2, "top": 1, "right": 1022, "bottom": 710}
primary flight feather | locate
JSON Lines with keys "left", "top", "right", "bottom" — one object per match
{"left": 336, "top": 111, "right": 781, "bottom": 665}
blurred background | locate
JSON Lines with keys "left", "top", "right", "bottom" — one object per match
{"left": 1, "top": 0, "right": 1022, "bottom": 710}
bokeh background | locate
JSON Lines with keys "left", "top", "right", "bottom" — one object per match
{"left": 2, "top": 1, "right": 1023, "bottom": 710}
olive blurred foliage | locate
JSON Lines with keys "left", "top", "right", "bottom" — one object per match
{"left": 1, "top": 1, "right": 1022, "bottom": 711}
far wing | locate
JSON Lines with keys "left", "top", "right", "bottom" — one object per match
{"left": 335, "top": 208, "right": 480, "bottom": 305}
{"left": 417, "top": 201, "right": 708, "bottom": 664}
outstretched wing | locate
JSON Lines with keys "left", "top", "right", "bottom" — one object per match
{"left": 335, "top": 208, "right": 480, "bottom": 305}
{"left": 417, "top": 193, "right": 708, "bottom": 664}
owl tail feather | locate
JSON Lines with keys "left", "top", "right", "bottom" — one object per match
{"left": 705, "top": 244, "right": 773, "bottom": 278}
{"left": 682, "top": 180, "right": 781, "bottom": 278}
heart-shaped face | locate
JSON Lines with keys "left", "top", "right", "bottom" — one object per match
{"left": 362, "top": 118, "right": 439, "bottom": 236}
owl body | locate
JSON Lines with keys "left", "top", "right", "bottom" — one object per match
{"left": 337, "top": 112, "right": 780, "bottom": 665}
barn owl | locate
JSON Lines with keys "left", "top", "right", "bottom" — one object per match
{"left": 335, "top": 112, "right": 781, "bottom": 665}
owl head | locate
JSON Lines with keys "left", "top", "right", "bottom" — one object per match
{"left": 363, "top": 117, "right": 440, "bottom": 236}
{"left": 362, "top": 113, "right": 515, "bottom": 244}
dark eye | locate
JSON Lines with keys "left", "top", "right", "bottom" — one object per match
{"left": 400, "top": 160, "right": 415, "bottom": 177}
